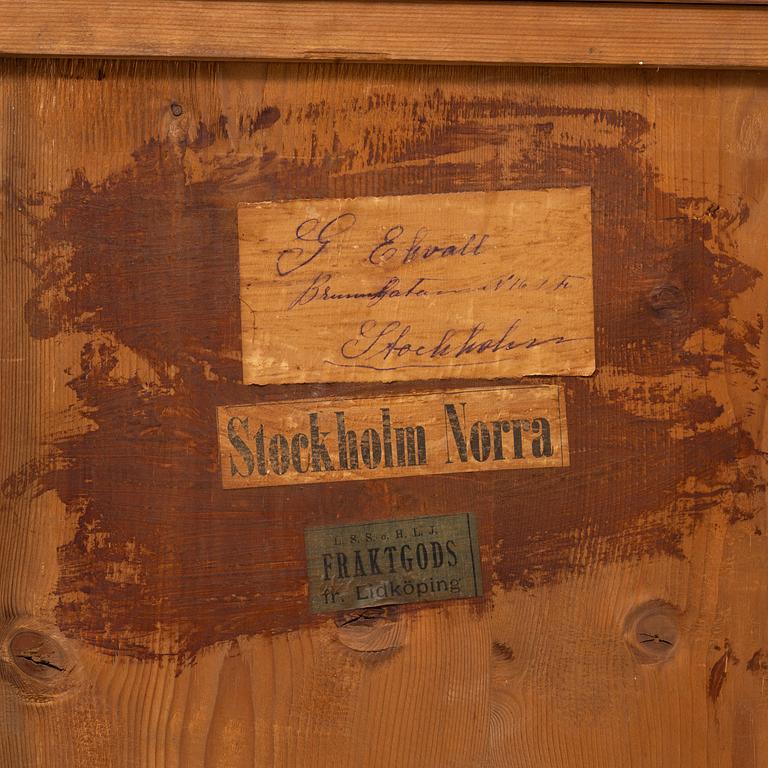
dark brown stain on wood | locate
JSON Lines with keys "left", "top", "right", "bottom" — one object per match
{"left": 709, "top": 642, "right": 738, "bottom": 703}
{"left": 746, "top": 648, "right": 768, "bottom": 674}
{"left": 14, "top": 72, "right": 763, "bottom": 663}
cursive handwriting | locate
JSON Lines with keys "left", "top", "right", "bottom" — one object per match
{"left": 275, "top": 214, "right": 492, "bottom": 276}
{"left": 368, "top": 225, "right": 489, "bottom": 266}
{"left": 336, "top": 319, "right": 588, "bottom": 369}
{"left": 288, "top": 274, "right": 430, "bottom": 310}
{"left": 286, "top": 272, "right": 585, "bottom": 310}
{"left": 276, "top": 213, "right": 356, "bottom": 276}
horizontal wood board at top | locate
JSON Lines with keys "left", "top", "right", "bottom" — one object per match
{"left": 1, "top": 59, "right": 767, "bottom": 767}
{"left": 0, "top": 1, "right": 768, "bottom": 68}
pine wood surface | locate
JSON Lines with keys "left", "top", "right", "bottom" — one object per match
{"left": 1, "top": 59, "right": 767, "bottom": 767}
{"left": 1, "top": 1, "right": 768, "bottom": 68}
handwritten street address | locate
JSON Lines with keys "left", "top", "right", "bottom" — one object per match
{"left": 237, "top": 188, "right": 595, "bottom": 384}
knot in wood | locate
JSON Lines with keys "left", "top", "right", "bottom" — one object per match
{"left": 647, "top": 284, "right": 688, "bottom": 320}
{"left": 10, "top": 630, "right": 68, "bottom": 681}
{"left": 625, "top": 601, "right": 680, "bottom": 664}
{"left": 1, "top": 620, "right": 78, "bottom": 699}
{"left": 335, "top": 606, "right": 405, "bottom": 654}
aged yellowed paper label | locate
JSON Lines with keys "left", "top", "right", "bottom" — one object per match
{"left": 305, "top": 513, "right": 482, "bottom": 614}
{"left": 237, "top": 188, "right": 594, "bottom": 384}
{"left": 217, "top": 384, "right": 567, "bottom": 489}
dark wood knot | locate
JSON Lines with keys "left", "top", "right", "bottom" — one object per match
{"left": 647, "top": 284, "right": 688, "bottom": 320}
{"left": 10, "top": 630, "right": 69, "bottom": 682}
{"left": 625, "top": 601, "right": 681, "bottom": 663}
{"left": 1, "top": 620, "right": 78, "bottom": 698}
{"left": 335, "top": 606, "right": 405, "bottom": 654}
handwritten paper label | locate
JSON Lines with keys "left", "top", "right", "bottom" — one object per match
{"left": 237, "top": 188, "right": 594, "bottom": 384}
{"left": 304, "top": 513, "right": 482, "bottom": 614}
{"left": 217, "top": 384, "right": 567, "bottom": 489}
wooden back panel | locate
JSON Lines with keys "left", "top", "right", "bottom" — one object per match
{"left": 1, "top": 56, "right": 766, "bottom": 767}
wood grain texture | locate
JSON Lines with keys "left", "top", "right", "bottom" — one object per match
{"left": 1, "top": 1, "right": 768, "bottom": 68}
{"left": 0, "top": 58, "right": 767, "bottom": 767}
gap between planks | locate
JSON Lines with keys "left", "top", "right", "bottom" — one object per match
{"left": 0, "top": 1, "right": 767, "bottom": 68}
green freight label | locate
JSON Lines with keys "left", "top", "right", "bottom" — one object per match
{"left": 304, "top": 513, "right": 482, "bottom": 614}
